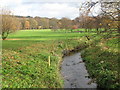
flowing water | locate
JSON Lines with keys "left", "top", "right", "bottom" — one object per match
{"left": 61, "top": 52, "right": 97, "bottom": 88}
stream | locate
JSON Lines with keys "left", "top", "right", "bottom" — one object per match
{"left": 61, "top": 52, "right": 97, "bottom": 88}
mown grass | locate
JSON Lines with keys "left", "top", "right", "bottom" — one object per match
{"left": 3, "top": 29, "right": 89, "bottom": 50}
{"left": 7, "top": 29, "right": 86, "bottom": 40}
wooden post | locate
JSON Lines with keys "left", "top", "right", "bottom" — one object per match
{"left": 48, "top": 56, "right": 50, "bottom": 67}
{"left": 85, "top": 35, "right": 90, "bottom": 40}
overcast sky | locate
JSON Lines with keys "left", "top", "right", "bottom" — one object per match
{"left": 0, "top": 0, "right": 99, "bottom": 19}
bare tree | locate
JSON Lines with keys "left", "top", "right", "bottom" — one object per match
{"left": 39, "top": 18, "right": 49, "bottom": 29}
{"left": 79, "top": 0, "right": 120, "bottom": 34}
{"left": 59, "top": 17, "right": 73, "bottom": 30}
{"left": 79, "top": 1, "right": 100, "bottom": 32}
{"left": 29, "top": 18, "right": 38, "bottom": 29}
{"left": 100, "top": 0, "right": 120, "bottom": 33}
{"left": 1, "top": 8, "right": 20, "bottom": 40}
{"left": 49, "top": 18, "right": 59, "bottom": 31}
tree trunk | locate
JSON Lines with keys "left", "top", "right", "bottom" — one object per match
{"left": 2, "top": 32, "right": 9, "bottom": 40}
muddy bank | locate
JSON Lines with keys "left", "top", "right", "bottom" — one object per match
{"left": 61, "top": 52, "right": 97, "bottom": 88}
{"left": 62, "top": 44, "right": 89, "bottom": 57}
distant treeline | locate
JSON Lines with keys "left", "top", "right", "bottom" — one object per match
{"left": 14, "top": 15, "right": 119, "bottom": 32}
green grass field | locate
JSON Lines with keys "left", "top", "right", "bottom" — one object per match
{"left": 2, "top": 29, "right": 119, "bottom": 88}
{"left": 3, "top": 29, "right": 89, "bottom": 49}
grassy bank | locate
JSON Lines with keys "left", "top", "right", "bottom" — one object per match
{"left": 81, "top": 34, "right": 120, "bottom": 88}
{"left": 2, "top": 29, "right": 89, "bottom": 88}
